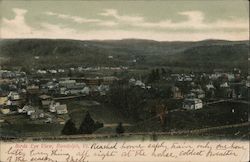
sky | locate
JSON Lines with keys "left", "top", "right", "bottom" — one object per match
{"left": 0, "top": 0, "right": 249, "bottom": 41}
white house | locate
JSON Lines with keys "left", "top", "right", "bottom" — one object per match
{"left": 81, "top": 87, "right": 90, "bottom": 95}
{"left": 59, "top": 80, "right": 76, "bottom": 88}
{"left": 98, "top": 85, "right": 109, "bottom": 96}
{"left": 30, "top": 110, "right": 45, "bottom": 120}
{"left": 24, "top": 105, "right": 36, "bottom": 115}
{"left": 49, "top": 101, "right": 60, "bottom": 112}
{"left": 206, "top": 82, "right": 215, "bottom": 90}
{"left": 8, "top": 92, "right": 20, "bottom": 100}
{"left": 58, "top": 69, "right": 65, "bottom": 73}
{"left": 56, "top": 104, "right": 68, "bottom": 115}
{"left": 37, "top": 70, "right": 47, "bottom": 74}
{"left": 220, "top": 82, "right": 230, "bottom": 88}
{"left": 129, "top": 78, "right": 136, "bottom": 84}
{"left": 190, "top": 89, "right": 205, "bottom": 99}
{"left": 183, "top": 98, "right": 203, "bottom": 110}
{"left": 1, "top": 108, "right": 10, "bottom": 114}
{"left": 48, "top": 70, "right": 57, "bottom": 74}
{"left": 108, "top": 55, "right": 113, "bottom": 59}
{"left": 135, "top": 80, "right": 145, "bottom": 89}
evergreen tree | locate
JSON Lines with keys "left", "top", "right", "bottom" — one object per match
{"left": 79, "top": 111, "right": 95, "bottom": 134}
{"left": 148, "top": 69, "right": 161, "bottom": 83}
{"left": 61, "top": 119, "right": 78, "bottom": 135}
{"left": 155, "top": 68, "right": 160, "bottom": 80}
{"left": 161, "top": 68, "right": 166, "bottom": 77}
{"left": 116, "top": 122, "right": 125, "bottom": 134}
{"left": 68, "top": 70, "right": 73, "bottom": 77}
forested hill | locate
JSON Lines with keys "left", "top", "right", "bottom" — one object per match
{"left": 0, "top": 39, "right": 248, "bottom": 70}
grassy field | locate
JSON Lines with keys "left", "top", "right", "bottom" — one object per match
{"left": 0, "top": 100, "right": 248, "bottom": 139}
{"left": 0, "top": 99, "right": 134, "bottom": 137}
{"left": 63, "top": 100, "right": 134, "bottom": 128}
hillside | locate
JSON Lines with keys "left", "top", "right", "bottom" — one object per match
{"left": 0, "top": 39, "right": 248, "bottom": 70}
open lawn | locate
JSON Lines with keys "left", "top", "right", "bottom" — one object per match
{"left": 0, "top": 100, "right": 248, "bottom": 138}
{"left": 63, "top": 100, "right": 134, "bottom": 129}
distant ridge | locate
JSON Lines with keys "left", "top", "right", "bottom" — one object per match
{"left": 0, "top": 38, "right": 248, "bottom": 70}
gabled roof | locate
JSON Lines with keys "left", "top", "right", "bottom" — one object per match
{"left": 56, "top": 104, "right": 67, "bottom": 111}
{"left": 39, "top": 94, "right": 52, "bottom": 100}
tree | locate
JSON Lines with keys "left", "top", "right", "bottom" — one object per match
{"left": 147, "top": 69, "right": 160, "bottom": 83}
{"left": 155, "top": 68, "right": 160, "bottom": 80}
{"left": 79, "top": 111, "right": 95, "bottom": 134}
{"left": 161, "top": 68, "right": 167, "bottom": 77}
{"left": 116, "top": 122, "right": 125, "bottom": 134}
{"left": 61, "top": 119, "right": 78, "bottom": 135}
{"left": 68, "top": 69, "right": 73, "bottom": 77}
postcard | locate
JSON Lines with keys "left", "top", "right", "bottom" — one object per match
{"left": 0, "top": 0, "right": 249, "bottom": 162}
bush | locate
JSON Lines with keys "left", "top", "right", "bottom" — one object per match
{"left": 79, "top": 111, "right": 104, "bottom": 134}
{"left": 116, "top": 122, "right": 125, "bottom": 134}
{"left": 61, "top": 119, "right": 78, "bottom": 135}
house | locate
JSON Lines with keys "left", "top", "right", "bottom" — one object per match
{"left": 30, "top": 110, "right": 45, "bottom": 120}
{"left": 81, "top": 87, "right": 90, "bottom": 95}
{"left": 102, "top": 76, "right": 119, "bottom": 84}
{"left": 59, "top": 80, "right": 76, "bottom": 88}
{"left": 226, "top": 73, "right": 235, "bottom": 81}
{"left": 58, "top": 69, "right": 65, "bottom": 73}
{"left": 84, "top": 78, "right": 101, "bottom": 86}
{"left": 6, "top": 92, "right": 23, "bottom": 106}
{"left": 98, "top": 85, "right": 109, "bottom": 96}
{"left": 183, "top": 98, "right": 203, "bottom": 110}
{"left": 205, "top": 83, "right": 215, "bottom": 98}
{"left": 171, "top": 86, "right": 183, "bottom": 99}
{"left": 220, "top": 82, "right": 230, "bottom": 88}
{"left": 48, "top": 70, "right": 57, "bottom": 74}
{"left": 39, "top": 94, "right": 52, "bottom": 108}
{"left": 1, "top": 108, "right": 10, "bottom": 114}
{"left": 57, "top": 118, "right": 66, "bottom": 125}
{"left": 44, "top": 82, "right": 58, "bottom": 90}
{"left": 27, "top": 85, "right": 40, "bottom": 94}
{"left": 129, "top": 78, "right": 136, "bottom": 84}
{"left": 68, "top": 89, "right": 82, "bottom": 95}
{"left": 190, "top": 89, "right": 205, "bottom": 99}
{"left": 206, "top": 82, "right": 215, "bottom": 90}
{"left": 19, "top": 105, "right": 31, "bottom": 114}
{"left": 0, "top": 97, "right": 8, "bottom": 108}
{"left": 8, "top": 92, "right": 20, "bottom": 101}
{"left": 25, "top": 106, "right": 36, "bottom": 115}
{"left": 41, "top": 99, "right": 52, "bottom": 108}
{"left": 219, "top": 82, "right": 233, "bottom": 98}
{"left": 135, "top": 80, "right": 145, "bottom": 88}
{"left": 176, "top": 75, "right": 193, "bottom": 82}
{"left": 49, "top": 101, "right": 60, "bottom": 112}
{"left": 56, "top": 104, "right": 68, "bottom": 115}
{"left": 37, "top": 70, "right": 47, "bottom": 74}
{"left": 9, "top": 84, "right": 17, "bottom": 91}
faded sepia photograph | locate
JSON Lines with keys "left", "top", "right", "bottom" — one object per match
{"left": 0, "top": 0, "right": 249, "bottom": 143}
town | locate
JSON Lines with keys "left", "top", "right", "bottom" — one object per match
{"left": 0, "top": 64, "right": 249, "bottom": 139}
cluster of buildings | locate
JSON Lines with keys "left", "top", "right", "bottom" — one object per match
{"left": 0, "top": 69, "right": 120, "bottom": 123}
{"left": 39, "top": 77, "right": 117, "bottom": 96}
{"left": 0, "top": 89, "right": 68, "bottom": 123}
{"left": 0, "top": 67, "right": 249, "bottom": 124}
{"left": 129, "top": 78, "right": 151, "bottom": 89}
{"left": 35, "top": 66, "right": 128, "bottom": 75}
{"left": 169, "top": 69, "right": 249, "bottom": 110}
{"left": 122, "top": 68, "right": 249, "bottom": 111}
